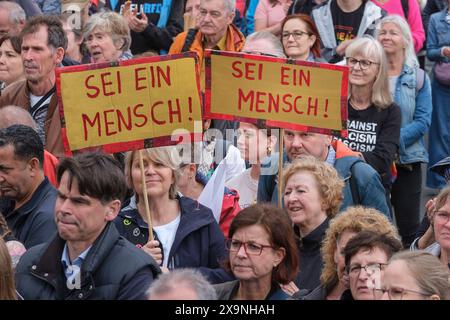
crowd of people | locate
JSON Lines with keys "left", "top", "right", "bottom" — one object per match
{"left": 0, "top": 0, "right": 449, "bottom": 300}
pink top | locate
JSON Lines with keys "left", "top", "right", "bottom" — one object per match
{"left": 255, "top": 0, "right": 289, "bottom": 28}
{"left": 371, "top": 0, "right": 425, "bottom": 52}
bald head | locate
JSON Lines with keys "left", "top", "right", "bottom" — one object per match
{"left": 0, "top": 106, "right": 37, "bottom": 130}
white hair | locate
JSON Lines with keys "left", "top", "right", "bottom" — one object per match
{"left": 346, "top": 36, "right": 393, "bottom": 109}
{"left": 201, "top": 0, "right": 236, "bottom": 13}
{"left": 147, "top": 269, "right": 218, "bottom": 300}
{"left": 244, "top": 31, "right": 286, "bottom": 58}
{"left": 0, "top": 1, "right": 26, "bottom": 25}
{"left": 375, "top": 14, "right": 418, "bottom": 68}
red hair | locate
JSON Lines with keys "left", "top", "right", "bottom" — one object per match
{"left": 281, "top": 14, "right": 322, "bottom": 58}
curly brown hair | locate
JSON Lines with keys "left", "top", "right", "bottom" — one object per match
{"left": 320, "top": 206, "right": 399, "bottom": 290}
{"left": 282, "top": 156, "right": 344, "bottom": 217}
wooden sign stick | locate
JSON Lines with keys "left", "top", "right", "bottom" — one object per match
{"left": 278, "top": 128, "right": 284, "bottom": 209}
{"left": 139, "top": 149, "right": 154, "bottom": 240}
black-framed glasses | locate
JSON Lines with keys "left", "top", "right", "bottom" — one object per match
{"left": 346, "top": 57, "right": 380, "bottom": 70}
{"left": 347, "top": 262, "right": 388, "bottom": 276}
{"left": 281, "top": 31, "right": 311, "bottom": 41}
{"left": 434, "top": 210, "right": 450, "bottom": 224}
{"left": 373, "top": 287, "right": 429, "bottom": 300}
{"left": 226, "top": 239, "right": 273, "bottom": 256}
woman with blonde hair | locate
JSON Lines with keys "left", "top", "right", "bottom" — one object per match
{"left": 297, "top": 206, "right": 399, "bottom": 300}
{"left": 114, "top": 146, "right": 230, "bottom": 283}
{"left": 342, "top": 36, "right": 402, "bottom": 211}
{"left": 378, "top": 251, "right": 450, "bottom": 300}
{"left": 281, "top": 155, "right": 344, "bottom": 295}
{"left": 0, "top": 237, "right": 16, "bottom": 300}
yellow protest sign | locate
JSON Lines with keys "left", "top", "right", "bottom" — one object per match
{"left": 204, "top": 50, "right": 349, "bottom": 136}
{"left": 56, "top": 53, "right": 203, "bottom": 154}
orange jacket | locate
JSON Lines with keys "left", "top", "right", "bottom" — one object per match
{"left": 169, "top": 24, "right": 246, "bottom": 70}
{"left": 332, "top": 139, "right": 363, "bottom": 159}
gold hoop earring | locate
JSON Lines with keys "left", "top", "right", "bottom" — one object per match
{"left": 267, "top": 146, "right": 272, "bottom": 156}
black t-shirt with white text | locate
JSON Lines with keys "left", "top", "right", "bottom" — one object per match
{"left": 331, "top": 0, "right": 365, "bottom": 45}
{"left": 340, "top": 102, "right": 401, "bottom": 187}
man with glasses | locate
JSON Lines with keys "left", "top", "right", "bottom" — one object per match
{"left": 342, "top": 230, "right": 402, "bottom": 300}
{"left": 311, "top": 0, "right": 386, "bottom": 63}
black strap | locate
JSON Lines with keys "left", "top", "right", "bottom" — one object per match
{"left": 30, "top": 85, "right": 56, "bottom": 117}
{"left": 244, "top": 0, "right": 251, "bottom": 15}
{"left": 401, "top": 0, "right": 409, "bottom": 19}
{"left": 181, "top": 28, "right": 199, "bottom": 53}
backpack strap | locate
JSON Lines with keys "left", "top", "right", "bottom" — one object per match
{"left": 415, "top": 67, "right": 425, "bottom": 95}
{"left": 401, "top": 0, "right": 409, "bottom": 19}
{"left": 181, "top": 28, "right": 199, "bottom": 52}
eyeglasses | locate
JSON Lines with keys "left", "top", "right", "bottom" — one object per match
{"left": 346, "top": 57, "right": 379, "bottom": 70}
{"left": 226, "top": 239, "right": 273, "bottom": 256}
{"left": 434, "top": 211, "right": 450, "bottom": 224}
{"left": 373, "top": 287, "right": 429, "bottom": 300}
{"left": 347, "top": 263, "right": 387, "bottom": 276}
{"left": 282, "top": 31, "right": 311, "bottom": 41}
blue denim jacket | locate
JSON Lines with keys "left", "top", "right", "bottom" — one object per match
{"left": 394, "top": 64, "right": 432, "bottom": 164}
{"left": 427, "top": 7, "right": 450, "bottom": 63}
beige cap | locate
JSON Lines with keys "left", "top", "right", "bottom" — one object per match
{"left": 61, "top": 0, "right": 90, "bottom": 12}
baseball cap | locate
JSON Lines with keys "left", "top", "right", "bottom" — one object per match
{"left": 61, "top": 0, "right": 90, "bottom": 13}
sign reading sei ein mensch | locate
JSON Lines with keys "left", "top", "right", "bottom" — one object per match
{"left": 56, "top": 53, "right": 203, "bottom": 155}
{"left": 204, "top": 50, "right": 349, "bottom": 137}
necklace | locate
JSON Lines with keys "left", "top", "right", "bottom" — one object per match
{"left": 349, "top": 98, "right": 369, "bottom": 110}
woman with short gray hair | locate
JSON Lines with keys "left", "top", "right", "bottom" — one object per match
{"left": 84, "top": 11, "right": 132, "bottom": 63}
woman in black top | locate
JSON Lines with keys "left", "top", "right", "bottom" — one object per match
{"left": 342, "top": 36, "right": 401, "bottom": 203}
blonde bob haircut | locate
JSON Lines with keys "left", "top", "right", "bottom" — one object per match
{"left": 320, "top": 206, "right": 399, "bottom": 290}
{"left": 345, "top": 36, "right": 392, "bottom": 109}
{"left": 124, "top": 146, "right": 182, "bottom": 200}
{"left": 282, "top": 156, "right": 344, "bottom": 217}
{"left": 83, "top": 10, "right": 131, "bottom": 53}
